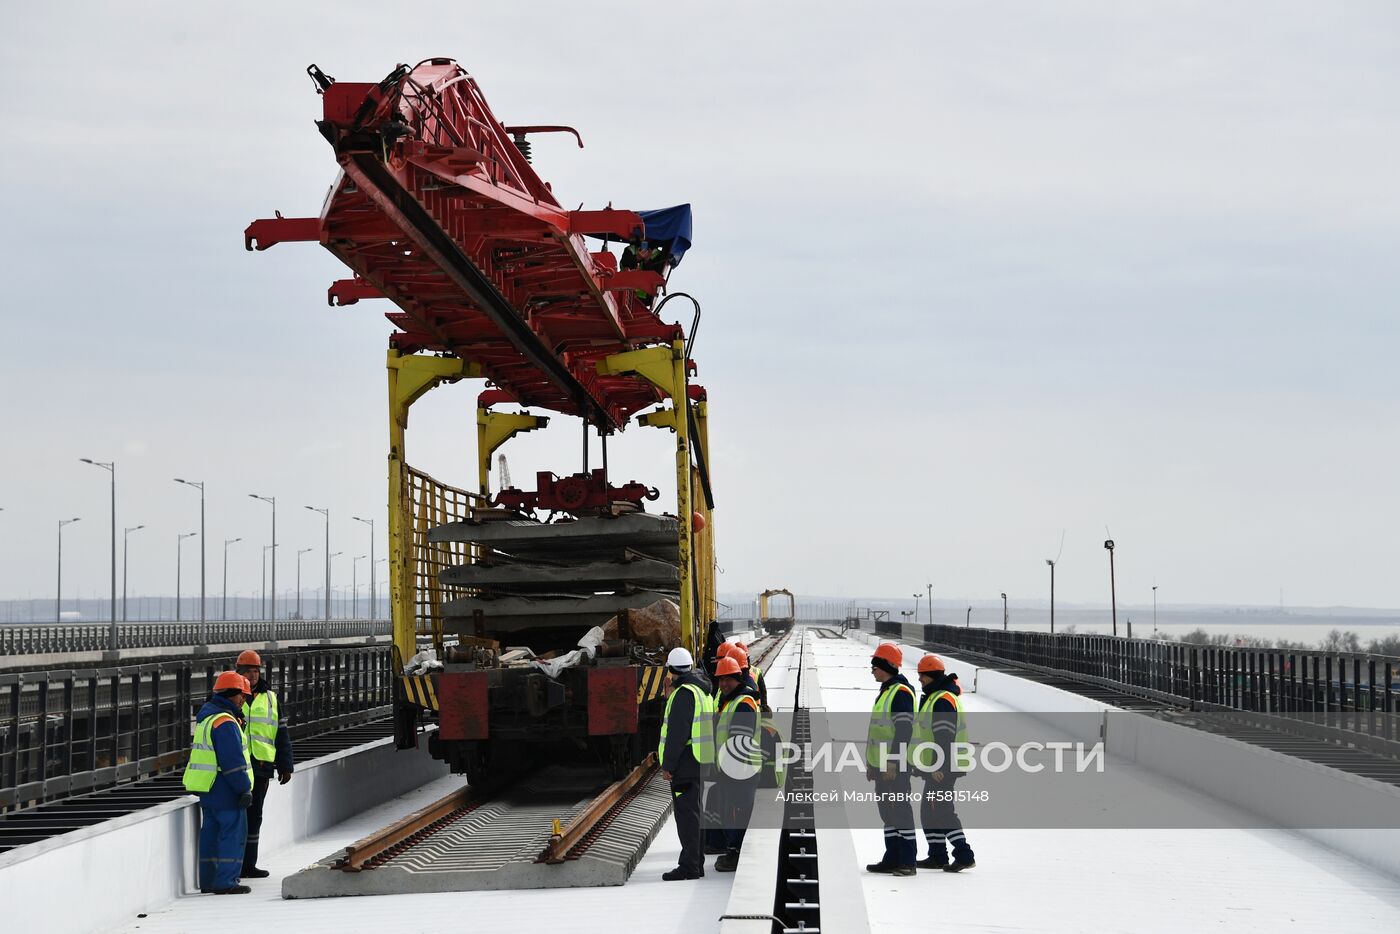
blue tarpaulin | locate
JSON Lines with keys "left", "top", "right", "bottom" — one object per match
{"left": 588, "top": 203, "right": 692, "bottom": 266}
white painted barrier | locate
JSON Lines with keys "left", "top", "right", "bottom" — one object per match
{"left": 0, "top": 731, "right": 448, "bottom": 934}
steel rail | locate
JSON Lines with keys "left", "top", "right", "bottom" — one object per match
{"left": 336, "top": 784, "right": 477, "bottom": 871}
{"left": 538, "top": 753, "right": 657, "bottom": 864}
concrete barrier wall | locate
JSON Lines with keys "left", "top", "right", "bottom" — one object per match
{"left": 0, "top": 733, "right": 448, "bottom": 934}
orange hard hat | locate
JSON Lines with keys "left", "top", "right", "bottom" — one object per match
{"left": 729, "top": 646, "right": 750, "bottom": 669}
{"left": 691, "top": 511, "right": 707, "bottom": 532}
{"left": 872, "top": 642, "right": 903, "bottom": 668}
{"left": 716, "top": 642, "right": 735, "bottom": 660}
{"left": 715, "top": 656, "right": 742, "bottom": 677}
{"left": 236, "top": 650, "right": 262, "bottom": 667}
{"left": 213, "top": 671, "right": 246, "bottom": 694}
{"left": 735, "top": 641, "right": 747, "bottom": 653}
{"left": 917, "top": 654, "right": 946, "bottom": 674}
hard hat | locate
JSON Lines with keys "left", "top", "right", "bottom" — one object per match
{"left": 213, "top": 671, "right": 246, "bottom": 694}
{"left": 715, "top": 656, "right": 742, "bottom": 677}
{"left": 236, "top": 650, "right": 262, "bottom": 667}
{"left": 729, "top": 646, "right": 750, "bottom": 670}
{"left": 917, "top": 654, "right": 946, "bottom": 674}
{"left": 666, "top": 647, "right": 694, "bottom": 669}
{"left": 872, "top": 642, "right": 903, "bottom": 668}
{"left": 691, "top": 511, "right": 707, "bottom": 532}
{"left": 716, "top": 642, "right": 735, "bottom": 660}
{"left": 735, "top": 641, "right": 747, "bottom": 653}
{"left": 241, "top": 675, "right": 252, "bottom": 694}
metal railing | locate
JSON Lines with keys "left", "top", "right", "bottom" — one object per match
{"left": 0, "top": 643, "right": 392, "bottom": 810}
{"left": 0, "top": 619, "right": 387, "bottom": 656}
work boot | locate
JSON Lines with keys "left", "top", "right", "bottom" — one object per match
{"left": 662, "top": 867, "right": 703, "bottom": 881}
{"left": 866, "top": 861, "right": 896, "bottom": 874}
{"left": 213, "top": 885, "right": 252, "bottom": 894}
{"left": 714, "top": 850, "right": 740, "bottom": 873}
{"left": 241, "top": 867, "right": 271, "bottom": 879}
{"left": 892, "top": 865, "right": 917, "bottom": 877}
{"left": 943, "top": 860, "right": 976, "bottom": 873}
{"left": 704, "top": 842, "right": 727, "bottom": 855}
{"left": 916, "top": 855, "right": 948, "bottom": 870}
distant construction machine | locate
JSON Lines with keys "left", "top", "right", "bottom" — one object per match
{"left": 759, "top": 588, "right": 795, "bottom": 634}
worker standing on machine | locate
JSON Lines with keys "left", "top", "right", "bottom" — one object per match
{"left": 712, "top": 655, "right": 762, "bottom": 872}
{"left": 659, "top": 646, "right": 715, "bottom": 881}
{"left": 183, "top": 671, "right": 254, "bottom": 895}
{"left": 913, "top": 654, "right": 976, "bottom": 871}
{"left": 865, "top": 641, "right": 919, "bottom": 876}
{"left": 234, "top": 650, "right": 294, "bottom": 879}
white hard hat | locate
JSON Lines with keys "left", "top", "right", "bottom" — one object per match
{"left": 666, "top": 647, "right": 694, "bottom": 669}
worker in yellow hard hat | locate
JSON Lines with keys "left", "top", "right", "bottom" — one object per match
{"left": 234, "top": 649, "right": 294, "bottom": 879}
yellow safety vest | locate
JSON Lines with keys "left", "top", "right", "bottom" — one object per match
{"left": 760, "top": 719, "right": 787, "bottom": 789}
{"left": 716, "top": 694, "right": 762, "bottom": 779}
{"left": 660, "top": 682, "right": 716, "bottom": 765}
{"left": 247, "top": 690, "right": 279, "bottom": 763}
{"left": 183, "top": 712, "right": 252, "bottom": 793}
{"left": 912, "top": 690, "right": 968, "bottom": 771}
{"left": 866, "top": 681, "right": 915, "bottom": 768}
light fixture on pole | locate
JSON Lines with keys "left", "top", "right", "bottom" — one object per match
{"left": 296, "top": 547, "right": 313, "bottom": 620}
{"left": 352, "top": 516, "right": 376, "bottom": 621}
{"left": 1000, "top": 592, "right": 1008, "bottom": 631}
{"left": 222, "top": 538, "right": 241, "bottom": 621}
{"left": 249, "top": 494, "right": 277, "bottom": 640}
{"left": 176, "top": 532, "right": 197, "bottom": 622}
{"left": 1046, "top": 559, "right": 1056, "bottom": 635}
{"left": 174, "top": 479, "right": 206, "bottom": 645}
{"left": 1104, "top": 539, "right": 1118, "bottom": 637}
{"left": 306, "top": 507, "right": 330, "bottom": 629}
{"left": 57, "top": 517, "right": 81, "bottom": 622}
{"left": 79, "top": 458, "right": 117, "bottom": 650}
{"left": 123, "top": 525, "right": 145, "bottom": 622}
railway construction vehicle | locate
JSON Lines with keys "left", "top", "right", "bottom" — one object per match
{"left": 246, "top": 58, "right": 716, "bottom": 787}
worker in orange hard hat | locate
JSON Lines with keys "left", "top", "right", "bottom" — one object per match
{"left": 234, "top": 649, "right": 294, "bottom": 880}
{"left": 183, "top": 671, "right": 254, "bottom": 894}
{"left": 730, "top": 644, "right": 768, "bottom": 710}
{"left": 912, "top": 654, "right": 975, "bottom": 871}
{"left": 865, "top": 641, "right": 918, "bottom": 875}
{"left": 710, "top": 655, "right": 761, "bottom": 872}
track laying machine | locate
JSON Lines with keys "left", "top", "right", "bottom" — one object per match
{"left": 246, "top": 58, "right": 716, "bottom": 786}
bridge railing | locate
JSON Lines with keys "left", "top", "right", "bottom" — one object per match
{"left": 0, "top": 619, "right": 387, "bottom": 656}
{"left": 0, "top": 643, "right": 392, "bottom": 811}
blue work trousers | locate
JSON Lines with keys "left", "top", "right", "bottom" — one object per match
{"left": 198, "top": 802, "right": 247, "bottom": 892}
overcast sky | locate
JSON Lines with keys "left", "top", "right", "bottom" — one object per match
{"left": 2, "top": 2, "right": 1398, "bottom": 614}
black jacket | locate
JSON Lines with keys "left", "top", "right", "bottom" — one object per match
{"left": 661, "top": 668, "right": 712, "bottom": 781}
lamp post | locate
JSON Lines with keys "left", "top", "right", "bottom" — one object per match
{"left": 352, "top": 516, "right": 376, "bottom": 621}
{"left": 1001, "top": 592, "right": 1008, "bottom": 631}
{"left": 176, "top": 532, "right": 197, "bottom": 622}
{"left": 1152, "top": 584, "right": 1158, "bottom": 638}
{"left": 174, "top": 479, "right": 206, "bottom": 644}
{"left": 222, "top": 538, "right": 241, "bottom": 621}
{"left": 912, "top": 593, "right": 922, "bottom": 628}
{"left": 376, "top": 557, "right": 387, "bottom": 630}
{"left": 79, "top": 458, "right": 116, "bottom": 649}
{"left": 296, "top": 547, "right": 313, "bottom": 619}
{"left": 57, "top": 517, "right": 81, "bottom": 622}
{"left": 261, "top": 545, "right": 273, "bottom": 621}
{"left": 1104, "top": 539, "right": 1118, "bottom": 637}
{"left": 353, "top": 555, "right": 367, "bottom": 619}
{"left": 306, "top": 507, "right": 330, "bottom": 630}
{"left": 249, "top": 494, "right": 277, "bottom": 640}
{"left": 1046, "top": 559, "right": 1056, "bottom": 634}
{"left": 965, "top": 604, "right": 971, "bottom": 628}
{"left": 926, "top": 581, "right": 932, "bottom": 625}
{"left": 123, "top": 525, "right": 145, "bottom": 621}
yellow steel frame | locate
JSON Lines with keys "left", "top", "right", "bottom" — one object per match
{"left": 476, "top": 408, "right": 548, "bottom": 496}
{"left": 387, "top": 348, "right": 483, "bottom": 667}
{"left": 760, "top": 588, "right": 795, "bottom": 621}
{"left": 598, "top": 339, "right": 712, "bottom": 656}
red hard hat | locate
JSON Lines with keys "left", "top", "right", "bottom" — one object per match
{"left": 917, "top": 654, "right": 946, "bottom": 674}
{"left": 729, "top": 646, "right": 750, "bottom": 670}
{"left": 715, "top": 656, "right": 742, "bottom": 677}
{"left": 213, "top": 671, "right": 246, "bottom": 694}
{"left": 236, "top": 650, "right": 262, "bottom": 667}
{"left": 872, "top": 642, "right": 903, "bottom": 668}
{"left": 716, "top": 642, "right": 734, "bottom": 660}
{"left": 691, "top": 511, "right": 707, "bottom": 532}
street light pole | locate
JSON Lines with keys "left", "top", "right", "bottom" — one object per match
{"left": 1001, "top": 592, "right": 1008, "bottom": 631}
{"left": 261, "top": 545, "right": 273, "bottom": 621}
{"left": 57, "top": 517, "right": 81, "bottom": 622}
{"left": 249, "top": 495, "right": 277, "bottom": 640}
{"left": 176, "top": 532, "right": 197, "bottom": 622}
{"left": 376, "top": 558, "right": 387, "bottom": 632}
{"left": 306, "top": 507, "right": 330, "bottom": 631}
{"left": 965, "top": 604, "right": 971, "bottom": 628}
{"left": 1046, "top": 559, "right": 1056, "bottom": 635}
{"left": 912, "top": 593, "right": 921, "bottom": 629}
{"left": 174, "top": 479, "right": 206, "bottom": 644}
{"left": 296, "top": 547, "right": 313, "bottom": 619}
{"left": 123, "top": 525, "right": 145, "bottom": 622}
{"left": 353, "top": 555, "right": 366, "bottom": 618}
{"left": 79, "top": 459, "right": 116, "bottom": 648}
{"left": 222, "top": 538, "right": 242, "bottom": 621}
{"left": 926, "top": 582, "right": 932, "bottom": 625}
{"left": 1104, "top": 539, "right": 1118, "bottom": 637}
{"left": 1152, "top": 584, "right": 1158, "bottom": 637}
{"left": 352, "top": 516, "right": 376, "bottom": 621}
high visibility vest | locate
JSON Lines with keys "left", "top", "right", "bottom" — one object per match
{"left": 760, "top": 719, "right": 787, "bottom": 789}
{"left": 660, "top": 682, "right": 716, "bottom": 765}
{"left": 866, "top": 681, "right": 915, "bottom": 768}
{"left": 716, "top": 694, "right": 761, "bottom": 774}
{"left": 912, "top": 690, "right": 969, "bottom": 771}
{"left": 183, "top": 712, "right": 252, "bottom": 793}
{"left": 750, "top": 663, "right": 763, "bottom": 684}
{"left": 247, "top": 690, "right": 279, "bottom": 763}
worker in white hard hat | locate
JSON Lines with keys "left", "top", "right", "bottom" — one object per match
{"left": 659, "top": 645, "right": 715, "bottom": 880}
